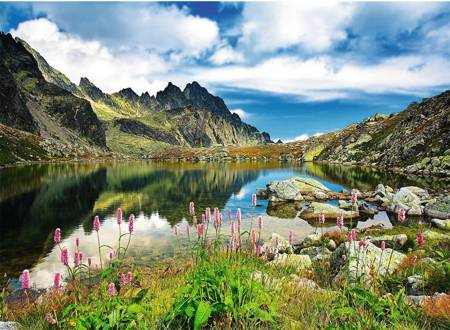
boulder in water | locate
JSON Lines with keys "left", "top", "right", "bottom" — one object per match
{"left": 301, "top": 202, "right": 358, "bottom": 221}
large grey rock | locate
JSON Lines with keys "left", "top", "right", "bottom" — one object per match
{"left": 407, "top": 275, "right": 424, "bottom": 295}
{"left": 403, "top": 186, "right": 429, "bottom": 199}
{"left": 424, "top": 197, "right": 450, "bottom": 219}
{"left": 369, "top": 234, "right": 408, "bottom": 248}
{"left": 431, "top": 218, "right": 450, "bottom": 231}
{"left": 313, "top": 190, "right": 329, "bottom": 200}
{"left": 266, "top": 177, "right": 330, "bottom": 201}
{"left": 263, "top": 233, "right": 293, "bottom": 254}
{"left": 287, "top": 274, "right": 318, "bottom": 290}
{"left": 268, "top": 254, "right": 312, "bottom": 271}
{"left": 388, "top": 187, "right": 422, "bottom": 212}
{"left": 338, "top": 200, "right": 353, "bottom": 210}
{"left": 331, "top": 241, "right": 406, "bottom": 282}
{"left": 423, "top": 230, "right": 449, "bottom": 241}
{"left": 406, "top": 293, "right": 448, "bottom": 306}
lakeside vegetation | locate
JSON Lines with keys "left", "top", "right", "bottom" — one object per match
{"left": 1, "top": 196, "right": 449, "bottom": 329}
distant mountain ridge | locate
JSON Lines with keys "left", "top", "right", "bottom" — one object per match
{"left": 0, "top": 33, "right": 272, "bottom": 164}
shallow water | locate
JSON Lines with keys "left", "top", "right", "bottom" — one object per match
{"left": 0, "top": 161, "right": 443, "bottom": 288}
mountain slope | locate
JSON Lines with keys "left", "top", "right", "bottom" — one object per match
{"left": 0, "top": 33, "right": 108, "bottom": 164}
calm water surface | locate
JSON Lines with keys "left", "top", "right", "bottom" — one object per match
{"left": 0, "top": 161, "right": 445, "bottom": 288}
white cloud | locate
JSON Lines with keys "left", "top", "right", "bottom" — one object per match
{"left": 209, "top": 45, "right": 244, "bottom": 65}
{"left": 282, "top": 132, "right": 324, "bottom": 143}
{"left": 32, "top": 3, "right": 220, "bottom": 57}
{"left": 238, "top": 2, "right": 355, "bottom": 53}
{"left": 190, "top": 54, "right": 450, "bottom": 100}
{"left": 230, "top": 108, "right": 250, "bottom": 120}
{"left": 10, "top": 18, "right": 168, "bottom": 95}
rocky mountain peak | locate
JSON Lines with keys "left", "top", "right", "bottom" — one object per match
{"left": 114, "top": 87, "right": 139, "bottom": 104}
{"left": 155, "top": 82, "right": 186, "bottom": 110}
{"left": 78, "top": 77, "right": 106, "bottom": 101}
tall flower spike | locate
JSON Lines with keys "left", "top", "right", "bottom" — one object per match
{"left": 205, "top": 208, "right": 211, "bottom": 222}
{"left": 117, "top": 208, "right": 123, "bottom": 225}
{"left": 236, "top": 208, "right": 242, "bottom": 222}
{"left": 256, "top": 245, "right": 262, "bottom": 257}
{"left": 231, "top": 221, "right": 236, "bottom": 237}
{"left": 189, "top": 202, "right": 195, "bottom": 215}
{"left": 417, "top": 232, "right": 424, "bottom": 247}
{"left": 54, "top": 228, "right": 61, "bottom": 244}
{"left": 87, "top": 257, "right": 92, "bottom": 267}
{"left": 319, "top": 211, "right": 325, "bottom": 225}
{"left": 252, "top": 194, "right": 257, "bottom": 206}
{"left": 288, "top": 231, "right": 294, "bottom": 246}
{"left": 108, "top": 282, "right": 117, "bottom": 296}
{"left": 76, "top": 238, "right": 80, "bottom": 248}
{"left": 380, "top": 241, "right": 386, "bottom": 251}
{"left": 61, "top": 248, "right": 69, "bottom": 266}
{"left": 359, "top": 239, "right": 367, "bottom": 248}
{"left": 351, "top": 189, "right": 358, "bottom": 204}
{"left": 119, "top": 274, "right": 126, "bottom": 287}
{"left": 251, "top": 229, "right": 257, "bottom": 245}
{"left": 128, "top": 214, "right": 135, "bottom": 233}
{"left": 227, "top": 210, "right": 232, "bottom": 221}
{"left": 21, "top": 270, "right": 30, "bottom": 289}
{"left": 127, "top": 271, "right": 133, "bottom": 283}
{"left": 351, "top": 229, "right": 357, "bottom": 241}
{"left": 258, "top": 216, "right": 263, "bottom": 230}
{"left": 397, "top": 208, "right": 406, "bottom": 223}
{"left": 53, "top": 272, "right": 61, "bottom": 289}
{"left": 93, "top": 215, "right": 100, "bottom": 232}
{"left": 74, "top": 252, "right": 80, "bottom": 267}
{"left": 337, "top": 214, "right": 344, "bottom": 228}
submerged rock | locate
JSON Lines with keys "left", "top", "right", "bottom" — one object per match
{"left": 266, "top": 201, "right": 300, "bottom": 218}
{"left": 301, "top": 202, "right": 358, "bottom": 221}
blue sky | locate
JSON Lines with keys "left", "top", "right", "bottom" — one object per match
{"left": 1, "top": 2, "right": 450, "bottom": 141}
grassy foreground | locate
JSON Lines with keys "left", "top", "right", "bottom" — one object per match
{"left": 1, "top": 204, "right": 449, "bottom": 329}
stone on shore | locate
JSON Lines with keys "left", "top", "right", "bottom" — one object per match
{"left": 268, "top": 254, "right": 312, "bottom": 272}
{"left": 369, "top": 234, "right": 408, "bottom": 248}
{"left": 331, "top": 241, "right": 406, "bottom": 282}
{"left": 431, "top": 218, "right": 450, "bottom": 231}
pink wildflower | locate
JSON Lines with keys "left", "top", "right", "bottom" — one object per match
{"left": 351, "top": 229, "right": 357, "bottom": 241}
{"left": 46, "top": 313, "right": 57, "bottom": 325}
{"left": 128, "top": 214, "right": 135, "bottom": 233}
{"left": 54, "top": 228, "right": 61, "bottom": 244}
{"left": 21, "top": 270, "right": 30, "bottom": 289}
{"left": 197, "top": 223, "right": 204, "bottom": 239}
{"left": 258, "top": 216, "right": 263, "bottom": 230}
{"left": 417, "top": 232, "right": 424, "bottom": 247}
{"left": 127, "top": 271, "right": 133, "bottom": 283}
{"left": 359, "top": 239, "right": 367, "bottom": 248}
{"left": 227, "top": 210, "right": 232, "bottom": 221}
{"left": 201, "top": 214, "right": 206, "bottom": 225}
{"left": 336, "top": 214, "right": 344, "bottom": 228}
{"left": 108, "top": 282, "right": 117, "bottom": 296}
{"left": 109, "top": 251, "right": 113, "bottom": 262}
{"left": 119, "top": 274, "right": 127, "bottom": 287}
{"left": 93, "top": 215, "right": 100, "bottom": 232}
{"left": 256, "top": 245, "right": 262, "bottom": 257}
{"left": 231, "top": 221, "right": 237, "bottom": 237}
{"left": 288, "top": 231, "right": 294, "bottom": 246}
{"left": 61, "top": 248, "right": 69, "bottom": 266}
{"left": 117, "top": 208, "right": 123, "bottom": 225}
{"left": 319, "top": 211, "right": 325, "bottom": 225}
{"left": 236, "top": 208, "right": 242, "bottom": 222}
{"left": 75, "top": 238, "right": 80, "bottom": 248}
{"left": 397, "top": 208, "right": 406, "bottom": 223}
{"left": 380, "top": 241, "right": 386, "bottom": 251}
{"left": 205, "top": 208, "right": 211, "bottom": 222}
{"left": 74, "top": 252, "right": 80, "bottom": 267}
{"left": 251, "top": 229, "right": 257, "bottom": 245}
{"left": 351, "top": 190, "right": 358, "bottom": 204}
{"left": 87, "top": 257, "right": 92, "bottom": 267}
{"left": 79, "top": 252, "right": 83, "bottom": 262}
{"left": 252, "top": 194, "right": 257, "bottom": 206}
{"left": 53, "top": 272, "right": 61, "bottom": 289}
{"left": 189, "top": 202, "right": 195, "bottom": 215}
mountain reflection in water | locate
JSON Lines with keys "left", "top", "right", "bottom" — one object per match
{"left": 0, "top": 161, "right": 443, "bottom": 287}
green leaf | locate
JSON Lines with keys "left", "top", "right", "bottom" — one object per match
{"left": 127, "top": 304, "right": 145, "bottom": 315}
{"left": 194, "top": 301, "right": 212, "bottom": 330}
{"left": 185, "top": 305, "right": 195, "bottom": 318}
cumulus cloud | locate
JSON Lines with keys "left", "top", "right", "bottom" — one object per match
{"left": 282, "top": 132, "right": 324, "bottom": 143}
{"left": 209, "top": 45, "right": 244, "bottom": 65}
{"left": 230, "top": 108, "right": 251, "bottom": 120}
{"left": 10, "top": 18, "right": 169, "bottom": 95}
{"left": 31, "top": 3, "right": 220, "bottom": 57}
{"left": 238, "top": 2, "right": 355, "bottom": 53}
